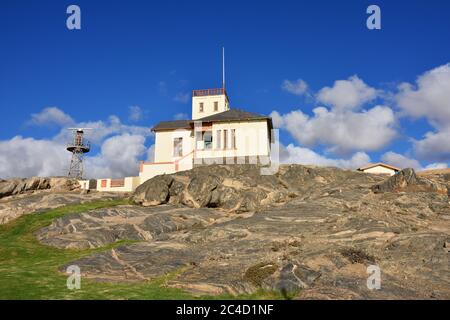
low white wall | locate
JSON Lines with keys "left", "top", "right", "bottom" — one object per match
{"left": 177, "top": 154, "right": 194, "bottom": 172}
{"left": 96, "top": 176, "right": 140, "bottom": 192}
{"left": 79, "top": 180, "right": 90, "bottom": 190}
{"left": 139, "top": 162, "right": 177, "bottom": 185}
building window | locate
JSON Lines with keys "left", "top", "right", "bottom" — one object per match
{"left": 199, "top": 102, "right": 204, "bottom": 112}
{"left": 204, "top": 131, "right": 212, "bottom": 149}
{"left": 101, "top": 179, "right": 107, "bottom": 188}
{"left": 231, "top": 129, "right": 236, "bottom": 149}
{"left": 173, "top": 137, "right": 183, "bottom": 157}
{"left": 223, "top": 129, "right": 228, "bottom": 149}
{"left": 214, "top": 101, "right": 218, "bottom": 111}
{"left": 216, "top": 130, "right": 221, "bottom": 149}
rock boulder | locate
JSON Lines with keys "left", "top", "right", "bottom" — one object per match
{"left": 0, "top": 177, "right": 80, "bottom": 199}
{"left": 371, "top": 168, "right": 448, "bottom": 194}
{"left": 132, "top": 175, "right": 173, "bottom": 206}
{"left": 131, "top": 165, "right": 291, "bottom": 212}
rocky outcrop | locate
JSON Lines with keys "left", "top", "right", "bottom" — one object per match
{"left": 56, "top": 187, "right": 450, "bottom": 298}
{"left": 418, "top": 169, "right": 450, "bottom": 196}
{"left": 0, "top": 177, "right": 127, "bottom": 225}
{"left": 371, "top": 168, "right": 448, "bottom": 194}
{"left": 37, "top": 205, "right": 229, "bottom": 249}
{"left": 131, "top": 165, "right": 284, "bottom": 212}
{"left": 0, "top": 176, "right": 88, "bottom": 224}
{"left": 0, "top": 176, "right": 80, "bottom": 199}
{"left": 35, "top": 164, "right": 450, "bottom": 299}
{"left": 131, "top": 164, "right": 383, "bottom": 213}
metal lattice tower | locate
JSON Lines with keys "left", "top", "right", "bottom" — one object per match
{"left": 67, "top": 128, "right": 91, "bottom": 179}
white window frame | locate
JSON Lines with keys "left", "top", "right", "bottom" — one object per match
{"left": 216, "top": 130, "right": 221, "bottom": 149}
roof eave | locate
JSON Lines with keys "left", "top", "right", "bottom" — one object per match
{"left": 204, "top": 117, "right": 271, "bottom": 123}
{"left": 358, "top": 163, "right": 401, "bottom": 171}
{"left": 152, "top": 126, "right": 191, "bottom": 132}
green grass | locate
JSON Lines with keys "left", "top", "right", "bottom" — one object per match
{"left": 0, "top": 199, "right": 282, "bottom": 300}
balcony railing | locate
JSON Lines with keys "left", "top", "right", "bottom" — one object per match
{"left": 192, "top": 88, "right": 226, "bottom": 97}
{"left": 66, "top": 140, "right": 90, "bottom": 152}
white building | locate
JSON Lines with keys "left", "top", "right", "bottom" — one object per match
{"left": 139, "top": 88, "right": 274, "bottom": 182}
{"left": 357, "top": 163, "right": 401, "bottom": 176}
{"left": 85, "top": 87, "right": 274, "bottom": 192}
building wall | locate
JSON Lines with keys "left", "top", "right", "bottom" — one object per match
{"left": 140, "top": 127, "right": 197, "bottom": 184}
{"left": 96, "top": 176, "right": 141, "bottom": 192}
{"left": 139, "top": 162, "right": 178, "bottom": 184}
{"left": 79, "top": 180, "right": 90, "bottom": 190}
{"left": 78, "top": 179, "right": 97, "bottom": 190}
{"left": 142, "top": 119, "right": 271, "bottom": 185}
{"left": 154, "top": 120, "right": 270, "bottom": 162}
{"left": 208, "top": 120, "right": 270, "bottom": 158}
{"left": 192, "top": 94, "right": 229, "bottom": 120}
{"left": 362, "top": 166, "right": 397, "bottom": 176}
{"left": 177, "top": 153, "right": 195, "bottom": 172}
{"left": 154, "top": 129, "right": 194, "bottom": 163}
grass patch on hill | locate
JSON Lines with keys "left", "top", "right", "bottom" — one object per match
{"left": 0, "top": 199, "right": 281, "bottom": 300}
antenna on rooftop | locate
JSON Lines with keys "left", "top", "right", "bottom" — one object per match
{"left": 222, "top": 46, "right": 225, "bottom": 90}
{"left": 66, "top": 128, "right": 92, "bottom": 179}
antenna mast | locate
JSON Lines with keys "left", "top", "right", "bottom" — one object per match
{"left": 66, "top": 128, "right": 91, "bottom": 179}
{"left": 222, "top": 47, "right": 225, "bottom": 90}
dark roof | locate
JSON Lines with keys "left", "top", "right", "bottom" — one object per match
{"left": 151, "top": 109, "right": 272, "bottom": 131}
{"left": 151, "top": 120, "right": 191, "bottom": 131}
{"left": 197, "top": 109, "right": 270, "bottom": 122}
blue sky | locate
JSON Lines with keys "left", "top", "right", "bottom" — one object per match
{"left": 1, "top": 0, "right": 449, "bottom": 178}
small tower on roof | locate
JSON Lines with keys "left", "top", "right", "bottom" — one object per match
{"left": 191, "top": 88, "right": 230, "bottom": 120}
{"left": 191, "top": 47, "right": 230, "bottom": 120}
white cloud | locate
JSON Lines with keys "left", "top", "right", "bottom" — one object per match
{"left": 174, "top": 92, "right": 190, "bottom": 103}
{"left": 396, "top": 63, "right": 450, "bottom": 129}
{"left": 413, "top": 127, "right": 450, "bottom": 162}
{"left": 273, "top": 75, "right": 395, "bottom": 155}
{"left": 0, "top": 133, "right": 149, "bottom": 179}
{"left": 281, "top": 79, "right": 309, "bottom": 96}
{"left": 395, "top": 63, "right": 450, "bottom": 162}
{"left": 280, "top": 143, "right": 370, "bottom": 169}
{"left": 381, "top": 151, "right": 422, "bottom": 170}
{"left": 380, "top": 151, "right": 449, "bottom": 171}
{"left": 271, "top": 105, "right": 396, "bottom": 154}
{"left": 316, "top": 75, "right": 377, "bottom": 111}
{"left": 29, "top": 107, "right": 75, "bottom": 127}
{"left": 424, "top": 162, "right": 448, "bottom": 170}
{"left": 281, "top": 145, "right": 447, "bottom": 172}
{"left": 128, "top": 106, "right": 143, "bottom": 122}
{"left": 146, "top": 144, "right": 155, "bottom": 162}
{"left": 53, "top": 115, "right": 152, "bottom": 145}
{"left": 0, "top": 136, "right": 69, "bottom": 178}
{"left": 85, "top": 134, "right": 147, "bottom": 178}
{"left": 1, "top": 107, "right": 155, "bottom": 179}
{"left": 173, "top": 113, "right": 188, "bottom": 120}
